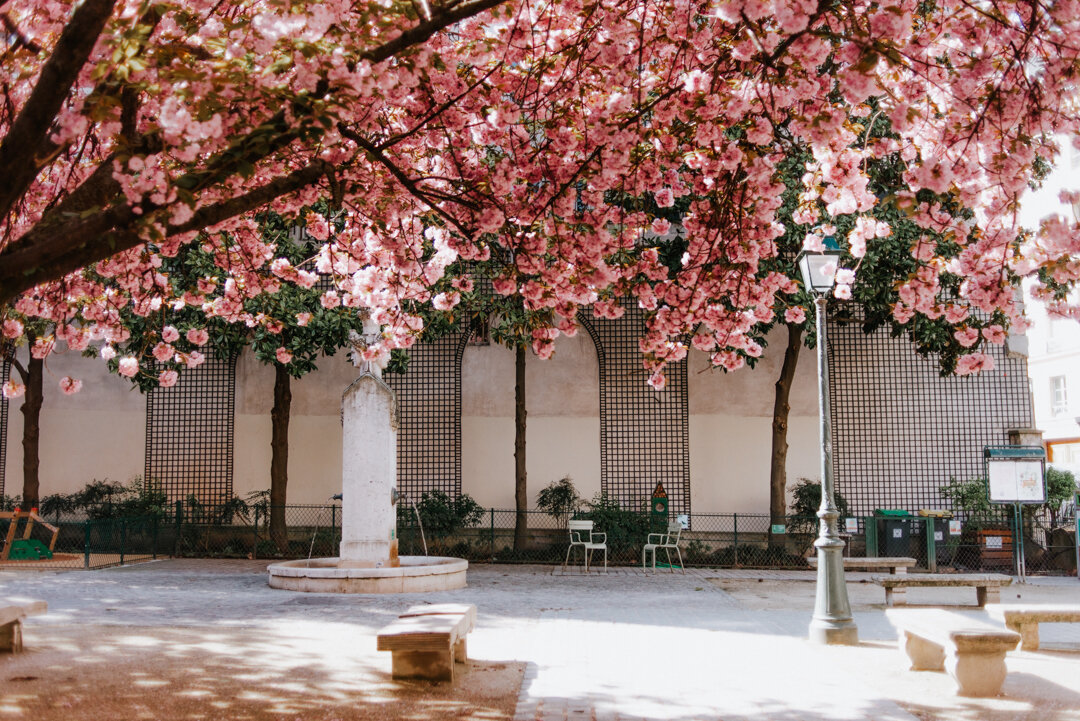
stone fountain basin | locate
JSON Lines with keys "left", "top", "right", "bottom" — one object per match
{"left": 267, "top": 556, "right": 467, "bottom": 594}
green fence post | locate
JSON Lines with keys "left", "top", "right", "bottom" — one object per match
{"left": 252, "top": 506, "right": 259, "bottom": 560}
{"left": 865, "top": 516, "right": 877, "bottom": 557}
{"left": 83, "top": 521, "right": 91, "bottom": 569}
{"left": 489, "top": 508, "right": 495, "bottom": 561}
{"left": 120, "top": 518, "right": 127, "bottom": 565}
{"left": 733, "top": 513, "right": 738, "bottom": 567}
{"left": 174, "top": 499, "right": 183, "bottom": 557}
{"left": 926, "top": 519, "right": 937, "bottom": 573}
{"left": 152, "top": 516, "right": 159, "bottom": 560}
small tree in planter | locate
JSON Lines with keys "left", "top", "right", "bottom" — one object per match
{"left": 536, "top": 476, "right": 582, "bottom": 528}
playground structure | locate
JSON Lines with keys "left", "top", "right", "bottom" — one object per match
{"left": 1, "top": 510, "right": 59, "bottom": 561}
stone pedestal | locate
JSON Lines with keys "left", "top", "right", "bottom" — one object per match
{"left": 339, "top": 373, "right": 399, "bottom": 568}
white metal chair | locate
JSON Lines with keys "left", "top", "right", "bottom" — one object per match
{"left": 564, "top": 520, "right": 607, "bottom": 573}
{"left": 643, "top": 520, "right": 684, "bottom": 572}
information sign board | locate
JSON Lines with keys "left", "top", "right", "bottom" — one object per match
{"left": 984, "top": 446, "right": 1046, "bottom": 504}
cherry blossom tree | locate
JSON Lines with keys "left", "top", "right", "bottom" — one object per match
{"left": 1, "top": 0, "right": 1079, "bottom": 402}
{"left": 104, "top": 211, "right": 367, "bottom": 550}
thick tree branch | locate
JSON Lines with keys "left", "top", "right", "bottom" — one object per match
{"left": 362, "top": 0, "right": 507, "bottom": 64}
{"left": 0, "top": 0, "right": 117, "bottom": 221}
{"left": 0, "top": 161, "right": 332, "bottom": 305}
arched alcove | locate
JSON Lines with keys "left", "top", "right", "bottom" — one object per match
{"left": 460, "top": 326, "right": 602, "bottom": 508}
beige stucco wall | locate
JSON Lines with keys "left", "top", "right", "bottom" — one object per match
{"left": 3, "top": 324, "right": 822, "bottom": 513}
{"left": 3, "top": 347, "right": 145, "bottom": 499}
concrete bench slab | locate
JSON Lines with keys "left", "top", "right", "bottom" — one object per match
{"left": 377, "top": 612, "right": 470, "bottom": 682}
{"left": 985, "top": 604, "right": 1080, "bottom": 651}
{"left": 873, "top": 573, "right": 1012, "bottom": 607}
{"left": 886, "top": 608, "right": 1020, "bottom": 697}
{"left": 809, "top": 557, "right": 916, "bottom": 574}
{"left": 399, "top": 603, "right": 476, "bottom": 661}
{"left": 0, "top": 599, "right": 47, "bottom": 653}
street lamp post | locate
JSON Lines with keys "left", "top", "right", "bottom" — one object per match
{"left": 798, "top": 248, "right": 859, "bottom": 646}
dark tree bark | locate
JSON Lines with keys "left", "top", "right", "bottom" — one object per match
{"left": 269, "top": 364, "right": 292, "bottom": 553}
{"left": 17, "top": 356, "right": 44, "bottom": 509}
{"left": 768, "top": 323, "right": 803, "bottom": 547}
{"left": 513, "top": 344, "right": 528, "bottom": 550}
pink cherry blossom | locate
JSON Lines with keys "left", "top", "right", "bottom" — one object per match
{"left": 275, "top": 347, "right": 293, "bottom": 364}
{"left": 186, "top": 328, "right": 209, "bottom": 346}
{"left": 161, "top": 326, "right": 180, "bottom": 343}
{"left": 2, "top": 380, "right": 26, "bottom": 399}
{"left": 2, "top": 319, "right": 23, "bottom": 339}
{"left": 956, "top": 353, "right": 995, "bottom": 376}
{"left": 158, "top": 370, "right": 179, "bottom": 387}
{"left": 100, "top": 345, "right": 117, "bottom": 360}
{"left": 152, "top": 342, "right": 175, "bottom": 362}
{"left": 784, "top": 307, "right": 806, "bottom": 324}
{"left": 296, "top": 312, "right": 312, "bottom": 326}
{"left": 118, "top": 357, "right": 139, "bottom": 378}
{"left": 59, "top": 376, "right": 82, "bottom": 395}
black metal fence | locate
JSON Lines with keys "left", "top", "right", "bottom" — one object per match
{"left": 2, "top": 503, "right": 1076, "bottom": 574}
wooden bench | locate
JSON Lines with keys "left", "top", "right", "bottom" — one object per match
{"left": 0, "top": 598, "right": 47, "bottom": 653}
{"left": 377, "top": 603, "right": 477, "bottom": 682}
{"left": 809, "top": 556, "right": 916, "bottom": 574}
{"left": 985, "top": 604, "right": 1080, "bottom": 651}
{"left": 886, "top": 608, "right": 1020, "bottom": 697}
{"left": 873, "top": 573, "right": 1011, "bottom": 607}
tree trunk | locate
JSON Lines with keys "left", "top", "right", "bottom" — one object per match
{"left": 20, "top": 356, "right": 44, "bottom": 509}
{"left": 769, "top": 323, "right": 802, "bottom": 548}
{"left": 269, "top": 364, "right": 291, "bottom": 554}
{"left": 513, "top": 344, "right": 528, "bottom": 551}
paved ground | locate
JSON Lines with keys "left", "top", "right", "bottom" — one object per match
{"left": 1, "top": 560, "right": 1079, "bottom": 720}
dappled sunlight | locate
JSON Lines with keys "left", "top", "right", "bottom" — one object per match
{"left": 2, "top": 560, "right": 1079, "bottom": 720}
{"left": 0, "top": 622, "right": 523, "bottom": 720}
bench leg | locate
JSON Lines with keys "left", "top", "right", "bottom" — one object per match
{"left": 0, "top": 620, "right": 23, "bottom": 653}
{"left": 454, "top": 637, "right": 468, "bottom": 663}
{"left": 392, "top": 649, "right": 455, "bottom": 682}
{"left": 946, "top": 650, "right": 1008, "bottom": 697}
{"left": 885, "top": 587, "right": 906, "bottom": 607}
{"left": 1009, "top": 621, "right": 1039, "bottom": 651}
{"left": 976, "top": 587, "right": 999, "bottom": 607}
{"left": 901, "top": 631, "right": 945, "bottom": 671}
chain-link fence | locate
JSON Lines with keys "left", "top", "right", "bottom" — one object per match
{"left": 0, "top": 514, "right": 160, "bottom": 570}
{"left": 3, "top": 503, "right": 1076, "bottom": 574}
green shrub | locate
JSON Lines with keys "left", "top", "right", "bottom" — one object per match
{"left": 536, "top": 476, "right": 582, "bottom": 523}
{"left": 789, "top": 479, "right": 849, "bottom": 534}
{"left": 416, "top": 491, "right": 484, "bottom": 543}
{"left": 577, "top": 492, "right": 648, "bottom": 553}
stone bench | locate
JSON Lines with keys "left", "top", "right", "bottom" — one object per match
{"left": 377, "top": 603, "right": 477, "bottom": 682}
{"left": 0, "top": 598, "right": 47, "bottom": 653}
{"left": 886, "top": 608, "right": 1020, "bottom": 697}
{"left": 985, "top": 604, "right": 1080, "bottom": 651}
{"left": 873, "top": 573, "right": 1012, "bottom": 607}
{"left": 809, "top": 556, "right": 916, "bottom": 574}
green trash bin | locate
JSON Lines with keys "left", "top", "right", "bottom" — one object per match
{"left": 874, "top": 509, "right": 912, "bottom": 557}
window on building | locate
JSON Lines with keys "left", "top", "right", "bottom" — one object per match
{"left": 1055, "top": 441, "right": 1080, "bottom": 465}
{"left": 1051, "top": 375, "right": 1069, "bottom": 417}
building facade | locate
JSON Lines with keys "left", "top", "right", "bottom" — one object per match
{"left": 0, "top": 307, "right": 1035, "bottom": 517}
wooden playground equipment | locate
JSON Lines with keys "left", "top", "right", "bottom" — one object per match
{"left": 0, "top": 509, "right": 59, "bottom": 561}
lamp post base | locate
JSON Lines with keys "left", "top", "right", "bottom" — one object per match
{"left": 809, "top": 618, "right": 859, "bottom": 646}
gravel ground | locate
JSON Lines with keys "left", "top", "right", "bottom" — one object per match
{"left": 1, "top": 560, "right": 1078, "bottom": 720}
